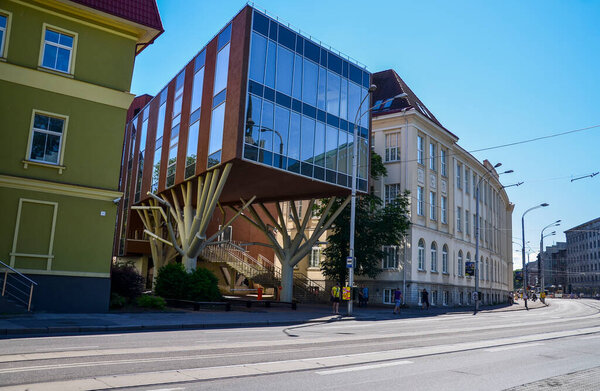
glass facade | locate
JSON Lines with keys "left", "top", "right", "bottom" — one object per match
{"left": 243, "top": 10, "right": 371, "bottom": 191}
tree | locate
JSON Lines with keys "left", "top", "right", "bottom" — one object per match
{"left": 316, "top": 152, "right": 411, "bottom": 285}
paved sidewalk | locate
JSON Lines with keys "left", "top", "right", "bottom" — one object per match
{"left": 0, "top": 299, "right": 547, "bottom": 337}
{"left": 505, "top": 366, "right": 600, "bottom": 390}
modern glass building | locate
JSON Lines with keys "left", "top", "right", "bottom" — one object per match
{"left": 118, "top": 5, "right": 371, "bottom": 257}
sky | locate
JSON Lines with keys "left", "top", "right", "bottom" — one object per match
{"left": 130, "top": 0, "right": 600, "bottom": 270}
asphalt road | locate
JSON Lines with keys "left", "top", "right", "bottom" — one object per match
{"left": 1, "top": 299, "right": 599, "bottom": 390}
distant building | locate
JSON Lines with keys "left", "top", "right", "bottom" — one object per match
{"left": 0, "top": 0, "right": 163, "bottom": 311}
{"left": 565, "top": 217, "right": 600, "bottom": 295}
{"left": 541, "top": 242, "right": 567, "bottom": 293}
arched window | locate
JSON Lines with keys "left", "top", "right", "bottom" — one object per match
{"left": 466, "top": 252, "right": 471, "bottom": 277}
{"left": 418, "top": 239, "right": 425, "bottom": 270}
{"left": 442, "top": 245, "right": 448, "bottom": 273}
{"left": 431, "top": 242, "right": 438, "bottom": 272}
{"left": 458, "top": 250, "right": 463, "bottom": 276}
{"left": 486, "top": 258, "right": 489, "bottom": 281}
{"left": 480, "top": 256, "right": 484, "bottom": 281}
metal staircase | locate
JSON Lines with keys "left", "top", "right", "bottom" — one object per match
{"left": 0, "top": 260, "right": 38, "bottom": 312}
{"left": 200, "top": 243, "right": 326, "bottom": 302}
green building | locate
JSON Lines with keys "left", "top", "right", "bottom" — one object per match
{"left": 0, "top": 0, "right": 163, "bottom": 312}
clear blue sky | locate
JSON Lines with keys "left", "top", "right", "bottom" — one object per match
{"left": 131, "top": 1, "right": 600, "bottom": 269}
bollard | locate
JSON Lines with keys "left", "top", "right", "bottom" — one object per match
{"left": 257, "top": 287, "right": 263, "bottom": 301}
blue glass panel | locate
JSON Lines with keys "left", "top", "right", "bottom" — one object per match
{"left": 326, "top": 71, "right": 340, "bottom": 116}
{"left": 30, "top": 132, "right": 46, "bottom": 160}
{"left": 276, "top": 92, "right": 291, "bottom": 108}
{"left": 302, "top": 103, "right": 316, "bottom": 119}
{"left": 42, "top": 44, "right": 57, "bottom": 69}
{"left": 252, "top": 11, "right": 269, "bottom": 36}
{"left": 190, "top": 67, "right": 205, "bottom": 113}
{"left": 348, "top": 81, "right": 361, "bottom": 123}
{"left": 194, "top": 50, "right": 206, "bottom": 72}
{"left": 327, "top": 53, "right": 342, "bottom": 74}
{"left": 295, "top": 35, "right": 304, "bottom": 55}
{"left": 314, "top": 166, "right": 324, "bottom": 180}
{"left": 273, "top": 153, "right": 286, "bottom": 169}
{"left": 338, "top": 130, "right": 348, "bottom": 174}
{"left": 304, "top": 40, "right": 319, "bottom": 63}
{"left": 56, "top": 47, "right": 71, "bottom": 71}
{"left": 326, "top": 170, "right": 336, "bottom": 184}
{"left": 326, "top": 113, "right": 339, "bottom": 128}
{"left": 288, "top": 112, "right": 300, "bottom": 160}
{"left": 208, "top": 103, "right": 226, "bottom": 155}
{"left": 301, "top": 162, "right": 313, "bottom": 177}
{"left": 245, "top": 94, "right": 262, "bottom": 146}
{"left": 213, "top": 88, "right": 227, "bottom": 108}
{"left": 317, "top": 109, "right": 326, "bottom": 123}
{"left": 274, "top": 105, "right": 290, "bottom": 155}
{"left": 314, "top": 122, "right": 325, "bottom": 167}
{"left": 248, "top": 80, "right": 264, "bottom": 96}
{"left": 340, "top": 78, "right": 348, "bottom": 120}
{"left": 45, "top": 134, "right": 60, "bottom": 163}
{"left": 264, "top": 86, "right": 275, "bottom": 102}
{"left": 325, "top": 125, "right": 338, "bottom": 171}
{"left": 34, "top": 114, "right": 49, "bottom": 130}
{"left": 320, "top": 48, "right": 327, "bottom": 67}
{"left": 302, "top": 59, "right": 318, "bottom": 106}
{"left": 292, "top": 55, "right": 302, "bottom": 100}
{"left": 259, "top": 100, "right": 274, "bottom": 151}
{"left": 337, "top": 174, "right": 348, "bottom": 187}
{"left": 342, "top": 61, "right": 348, "bottom": 78}
{"left": 48, "top": 117, "right": 63, "bottom": 133}
{"left": 276, "top": 45, "right": 294, "bottom": 95}
{"left": 213, "top": 43, "right": 230, "bottom": 96}
{"left": 0, "top": 31, "right": 3, "bottom": 51}
{"left": 218, "top": 24, "right": 231, "bottom": 50}
{"left": 360, "top": 126, "right": 369, "bottom": 139}
{"left": 362, "top": 70, "right": 370, "bottom": 89}
{"left": 287, "top": 159, "right": 300, "bottom": 173}
{"left": 265, "top": 40, "right": 276, "bottom": 88}
{"left": 278, "top": 25, "right": 295, "bottom": 50}
{"left": 58, "top": 33, "right": 73, "bottom": 47}
{"left": 0, "top": 15, "right": 6, "bottom": 29}
{"left": 317, "top": 67, "right": 326, "bottom": 110}
{"left": 349, "top": 64, "right": 362, "bottom": 85}
{"left": 300, "top": 116, "right": 315, "bottom": 163}
{"left": 359, "top": 179, "right": 367, "bottom": 192}
{"left": 190, "top": 108, "right": 201, "bottom": 124}
{"left": 340, "top": 119, "right": 348, "bottom": 131}
{"left": 259, "top": 149, "right": 273, "bottom": 166}
{"left": 160, "top": 88, "right": 168, "bottom": 104}
{"left": 208, "top": 150, "right": 221, "bottom": 168}
{"left": 292, "top": 99, "right": 302, "bottom": 113}
{"left": 269, "top": 20, "right": 278, "bottom": 41}
{"left": 45, "top": 29, "right": 59, "bottom": 43}
{"left": 249, "top": 32, "right": 267, "bottom": 83}
{"left": 244, "top": 144, "right": 259, "bottom": 161}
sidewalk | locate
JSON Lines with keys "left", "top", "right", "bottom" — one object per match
{"left": 0, "top": 299, "right": 547, "bottom": 337}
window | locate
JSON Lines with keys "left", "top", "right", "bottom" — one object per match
{"left": 441, "top": 149, "right": 447, "bottom": 176}
{"left": 208, "top": 28, "right": 231, "bottom": 168}
{"left": 417, "top": 135, "right": 424, "bottom": 165}
{"left": 443, "top": 291, "right": 449, "bottom": 306}
{"left": 417, "top": 186, "right": 424, "bottom": 216}
{"left": 382, "top": 246, "right": 398, "bottom": 269}
{"left": 0, "top": 12, "right": 9, "bottom": 58}
{"left": 458, "top": 250, "right": 463, "bottom": 276}
{"left": 40, "top": 26, "right": 76, "bottom": 74}
{"left": 186, "top": 120, "right": 199, "bottom": 178}
{"left": 166, "top": 124, "right": 178, "bottom": 187}
{"left": 442, "top": 245, "right": 448, "bottom": 273}
{"left": 486, "top": 259, "right": 489, "bottom": 281}
{"left": 383, "top": 288, "right": 394, "bottom": 304}
{"left": 480, "top": 256, "right": 484, "bottom": 281}
{"left": 473, "top": 172, "right": 477, "bottom": 196}
{"left": 466, "top": 253, "right": 472, "bottom": 277}
{"left": 429, "top": 142, "right": 436, "bottom": 170}
{"left": 431, "top": 242, "right": 437, "bottom": 272}
{"left": 432, "top": 290, "right": 438, "bottom": 306}
{"left": 457, "top": 207, "right": 462, "bottom": 232}
{"left": 441, "top": 196, "right": 447, "bottom": 224}
{"left": 465, "top": 168, "right": 470, "bottom": 194}
{"left": 456, "top": 162, "right": 462, "bottom": 189}
{"left": 27, "top": 111, "right": 66, "bottom": 165}
{"left": 190, "top": 50, "right": 206, "bottom": 117}
{"left": 418, "top": 239, "right": 425, "bottom": 270}
{"left": 430, "top": 191, "right": 436, "bottom": 220}
{"left": 385, "top": 132, "right": 400, "bottom": 162}
{"left": 135, "top": 108, "right": 149, "bottom": 202}
{"left": 310, "top": 247, "right": 320, "bottom": 268}
{"left": 385, "top": 183, "right": 401, "bottom": 206}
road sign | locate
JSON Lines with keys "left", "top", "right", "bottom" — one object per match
{"left": 342, "top": 286, "right": 351, "bottom": 300}
{"left": 346, "top": 256, "right": 353, "bottom": 268}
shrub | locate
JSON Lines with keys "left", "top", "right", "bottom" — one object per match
{"left": 111, "top": 262, "right": 145, "bottom": 300}
{"left": 187, "top": 267, "right": 222, "bottom": 301}
{"left": 136, "top": 295, "right": 166, "bottom": 310}
{"left": 110, "top": 293, "right": 127, "bottom": 309}
{"left": 154, "top": 263, "right": 189, "bottom": 299}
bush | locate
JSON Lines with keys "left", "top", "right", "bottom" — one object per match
{"left": 154, "top": 263, "right": 189, "bottom": 299}
{"left": 111, "top": 262, "right": 145, "bottom": 300}
{"left": 188, "top": 268, "right": 222, "bottom": 301}
{"left": 154, "top": 263, "right": 221, "bottom": 301}
{"left": 136, "top": 295, "right": 166, "bottom": 310}
{"left": 110, "top": 293, "right": 127, "bottom": 309}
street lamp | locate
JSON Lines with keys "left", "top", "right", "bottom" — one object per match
{"left": 348, "top": 87, "right": 408, "bottom": 316}
{"left": 474, "top": 164, "right": 513, "bottom": 314}
{"left": 540, "top": 220, "right": 560, "bottom": 295}
{"left": 522, "top": 202, "right": 549, "bottom": 310}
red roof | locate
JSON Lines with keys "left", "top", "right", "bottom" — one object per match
{"left": 69, "top": 0, "right": 163, "bottom": 31}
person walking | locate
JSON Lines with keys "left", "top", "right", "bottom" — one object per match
{"left": 331, "top": 282, "right": 341, "bottom": 314}
{"left": 421, "top": 288, "right": 430, "bottom": 310}
{"left": 393, "top": 288, "right": 402, "bottom": 314}
{"left": 362, "top": 286, "right": 369, "bottom": 307}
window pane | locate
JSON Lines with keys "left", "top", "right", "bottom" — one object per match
{"left": 276, "top": 45, "right": 293, "bottom": 95}
{"left": 348, "top": 82, "right": 360, "bottom": 124}
{"left": 246, "top": 94, "right": 262, "bottom": 146}
{"left": 314, "top": 121, "right": 325, "bottom": 166}
{"left": 259, "top": 100, "right": 274, "bottom": 151}
{"left": 340, "top": 78, "right": 348, "bottom": 120}
{"left": 42, "top": 44, "right": 57, "bottom": 69}
{"left": 34, "top": 114, "right": 49, "bottom": 130}
{"left": 59, "top": 33, "right": 73, "bottom": 47}
{"left": 288, "top": 111, "right": 300, "bottom": 159}
{"left": 338, "top": 130, "right": 348, "bottom": 174}
{"left": 292, "top": 54, "right": 302, "bottom": 100}
{"left": 358, "top": 136, "right": 367, "bottom": 178}
{"left": 45, "top": 29, "right": 59, "bottom": 43}
{"left": 317, "top": 67, "right": 326, "bottom": 111}
{"left": 249, "top": 32, "right": 267, "bottom": 83}
{"left": 326, "top": 71, "right": 340, "bottom": 116}
{"left": 190, "top": 67, "right": 205, "bottom": 113}
{"left": 45, "top": 133, "right": 60, "bottom": 163}
{"left": 48, "top": 117, "right": 64, "bottom": 133}
{"left": 56, "top": 47, "right": 70, "bottom": 72}
{"left": 300, "top": 115, "right": 315, "bottom": 162}
{"left": 213, "top": 43, "right": 230, "bottom": 96}
{"left": 265, "top": 40, "right": 276, "bottom": 89}
{"left": 186, "top": 121, "right": 199, "bottom": 176}
{"left": 156, "top": 103, "right": 166, "bottom": 140}
{"left": 325, "top": 125, "right": 337, "bottom": 171}
{"left": 0, "top": 15, "right": 6, "bottom": 29}
{"left": 30, "top": 132, "right": 47, "bottom": 160}
{"left": 274, "top": 105, "right": 290, "bottom": 155}
{"left": 209, "top": 103, "right": 226, "bottom": 155}
{"left": 302, "top": 59, "right": 318, "bottom": 106}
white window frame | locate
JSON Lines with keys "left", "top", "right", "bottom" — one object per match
{"left": 382, "top": 245, "right": 398, "bottom": 269}
{"left": 385, "top": 183, "right": 401, "bottom": 206}
{"left": 417, "top": 186, "right": 424, "bottom": 216}
{"left": 441, "top": 196, "right": 447, "bottom": 224}
{"left": 465, "top": 209, "right": 470, "bottom": 235}
{"left": 38, "top": 23, "right": 77, "bottom": 75}
{"left": 25, "top": 110, "right": 69, "bottom": 170}
{"left": 310, "top": 246, "right": 321, "bottom": 268}
{"left": 457, "top": 206, "right": 462, "bottom": 232}
{"left": 442, "top": 245, "right": 448, "bottom": 273}
{"left": 440, "top": 149, "right": 447, "bottom": 176}
{"left": 456, "top": 162, "right": 462, "bottom": 189}
{"left": 458, "top": 251, "right": 463, "bottom": 276}
{"left": 417, "top": 135, "right": 424, "bottom": 165}
{"left": 0, "top": 10, "right": 12, "bottom": 59}
{"left": 429, "top": 191, "right": 436, "bottom": 221}
{"left": 385, "top": 132, "right": 400, "bottom": 162}
{"left": 431, "top": 242, "right": 437, "bottom": 272}
{"left": 418, "top": 239, "right": 425, "bottom": 270}
{"left": 429, "top": 142, "right": 436, "bottom": 171}
{"left": 383, "top": 288, "right": 394, "bottom": 305}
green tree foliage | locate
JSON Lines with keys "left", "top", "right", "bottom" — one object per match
{"left": 187, "top": 267, "right": 222, "bottom": 301}
{"left": 315, "top": 152, "right": 411, "bottom": 285}
{"left": 154, "top": 263, "right": 222, "bottom": 301}
{"left": 110, "top": 262, "right": 145, "bottom": 300}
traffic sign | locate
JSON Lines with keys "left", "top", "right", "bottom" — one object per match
{"left": 346, "top": 256, "right": 353, "bottom": 268}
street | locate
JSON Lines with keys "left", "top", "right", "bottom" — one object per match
{"left": 1, "top": 299, "right": 599, "bottom": 390}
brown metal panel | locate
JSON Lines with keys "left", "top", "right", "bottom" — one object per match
{"left": 158, "top": 82, "right": 174, "bottom": 193}
{"left": 197, "top": 39, "right": 217, "bottom": 172}
{"left": 174, "top": 61, "right": 195, "bottom": 184}
{"left": 221, "top": 6, "right": 251, "bottom": 163}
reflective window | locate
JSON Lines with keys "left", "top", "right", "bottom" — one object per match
{"left": 314, "top": 122, "right": 325, "bottom": 167}
{"left": 190, "top": 65, "right": 205, "bottom": 114}
{"left": 166, "top": 124, "right": 179, "bottom": 187}
{"left": 0, "top": 14, "right": 7, "bottom": 57}
{"left": 246, "top": 94, "right": 262, "bottom": 146}
{"left": 208, "top": 103, "right": 226, "bottom": 159}
{"left": 292, "top": 54, "right": 302, "bottom": 100}
{"left": 326, "top": 71, "right": 340, "bottom": 116}
{"left": 249, "top": 32, "right": 267, "bottom": 83}
{"left": 317, "top": 67, "right": 326, "bottom": 111}
{"left": 41, "top": 28, "right": 74, "bottom": 73}
{"left": 265, "top": 40, "right": 276, "bottom": 88}
{"left": 276, "top": 46, "right": 293, "bottom": 95}
{"left": 300, "top": 116, "right": 315, "bottom": 163}
{"left": 213, "top": 43, "right": 230, "bottom": 96}
{"left": 337, "top": 130, "right": 348, "bottom": 174}
{"left": 288, "top": 112, "right": 300, "bottom": 160}
{"left": 302, "top": 59, "right": 318, "bottom": 106}
{"left": 325, "top": 125, "right": 337, "bottom": 171}
{"left": 417, "top": 135, "right": 424, "bottom": 164}
{"left": 259, "top": 100, "right": 274, "bottom": 151}
{"left": 186, "top": 120, "right": 199, "bottom": 178}
{"left": 348, "top": 81, "right": 361, "bottom": 123}
{"left": 29, "top": 113, "right": 64, "bottom": 164}
{"left": 274, "top": 105, "right": 290, "bottom": 155}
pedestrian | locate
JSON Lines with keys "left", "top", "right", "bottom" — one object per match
{"left": 421, "top": 288, "right": 430, "bottom": 310}
{"left": 331, "top": 282, "right": 341, "bottom": 314}
{"left": 362, "top": 286, "right": 369, "bottom": 307}
{"left": 393, "top": 288, "right": 402, "bottom": 314}
{"left": 357, "top": 285, "right": 364, "bottom": 307}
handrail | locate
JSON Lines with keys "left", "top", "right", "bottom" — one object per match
{"left": 0, "top": 260, "right": 38, "bottom": 286}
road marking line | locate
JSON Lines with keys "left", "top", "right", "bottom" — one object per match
{"left": 316, "top": 360, "right": 413, "bottom": 375}
{"left": 35, "top": 346, "right": 99, "bottom": 351}
{"left": 485, "top": 342, "right": 543, "bottom": 352}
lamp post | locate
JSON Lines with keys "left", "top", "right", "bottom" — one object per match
{"left": 347, "top": 88, "right": 407, "bottom": 316}
{"left": 540, "top": 220, "right": 560, "bottom": 295}
{"left": 522, "top": 203, "right": 549, "bottom": 310}
{"left": 474, "top": 164, "right": 513, "bottom": 314}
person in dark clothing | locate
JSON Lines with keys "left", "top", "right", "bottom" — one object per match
{"left": 421, "top": 288, "right": 430, "bottom": 310}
